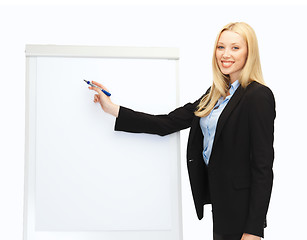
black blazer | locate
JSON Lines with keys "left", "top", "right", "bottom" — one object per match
{"left": 115, "top": 81, "right": 275, "bottom": 238}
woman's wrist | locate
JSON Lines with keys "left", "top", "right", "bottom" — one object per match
{"left": 106, "top": 103, "right": 120, "bottom": 118}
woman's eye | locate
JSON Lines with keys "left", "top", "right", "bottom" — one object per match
{"left": 233, "top": 46, "right": 239, "bottom": 50}
{"left": 217, "top": 46, "right": 224, "bottom": 49}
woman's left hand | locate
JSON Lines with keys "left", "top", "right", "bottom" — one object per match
{"left": 241, "top": 233, "right": 261, "bottom": 240}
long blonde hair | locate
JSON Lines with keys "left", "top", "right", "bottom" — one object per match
{"left": 195, "top": 22, "right": 265, "bottom": 117}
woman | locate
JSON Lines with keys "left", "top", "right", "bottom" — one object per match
{"left": 88, "top": 22, "right": 275, "bottom": 240}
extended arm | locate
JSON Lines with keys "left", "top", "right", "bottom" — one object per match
{"left": 89, "top": 81, "right": 202, "bottom": 136}
{"left": 114, "top": 101, "right": 199, "bottom": 136}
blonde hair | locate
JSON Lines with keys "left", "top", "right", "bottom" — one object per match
{"left": 195, "top": 22, "right": 265, "bottom": 117}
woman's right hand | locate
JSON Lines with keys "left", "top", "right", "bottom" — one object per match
{"left": 88, "top": 81, "right": 120, "bottom": 117}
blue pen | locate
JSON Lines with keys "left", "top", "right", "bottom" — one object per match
{"left": 84, "top": 79, "right": 111, "bottom": 97}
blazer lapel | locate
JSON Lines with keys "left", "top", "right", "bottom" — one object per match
{"left": 213, "top": 85, "right": 245, "bottom": 147}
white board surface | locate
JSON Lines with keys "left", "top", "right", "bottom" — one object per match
{"left": 24, "top": 45, "right": 182, "bottom": 240}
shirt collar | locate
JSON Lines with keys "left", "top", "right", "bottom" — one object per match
{"left": 229, "top": 80, "right": 240, "bottom": 96}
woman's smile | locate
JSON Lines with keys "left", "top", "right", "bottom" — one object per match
{"left": 221, "top": 60, "right": 235, "bottom": 68}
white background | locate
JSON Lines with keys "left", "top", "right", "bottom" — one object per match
{"left": 1, "top": 1, "right": 306, "bottom": 239}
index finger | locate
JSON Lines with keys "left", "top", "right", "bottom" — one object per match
{"left": 92, "top": 81, "right": 109, "bottom": 92}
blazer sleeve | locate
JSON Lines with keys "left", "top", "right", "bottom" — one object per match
{"left": 114, "top": 99, "right": 201, "bottom": 136}
{"left": 244, "top": 85, "right": 276, "bottom": 237}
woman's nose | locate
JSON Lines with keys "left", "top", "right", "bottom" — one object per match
{"left": 223, "top": 49, "right": 231, "bottom": 58}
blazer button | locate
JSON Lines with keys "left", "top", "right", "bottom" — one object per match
{"left": 188, "top": 159, "right": 194, "bottom": 162}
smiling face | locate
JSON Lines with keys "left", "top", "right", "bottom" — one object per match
{"left": 215, "top": 30, "right": 248, "bottom": 83}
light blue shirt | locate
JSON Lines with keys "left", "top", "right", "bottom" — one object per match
{"left": 199, "top": 80, "right": 240, "bottom": 165}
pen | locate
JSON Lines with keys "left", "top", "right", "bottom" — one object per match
{"left": 84, "top": 79, "right": 111, "bottom": 97}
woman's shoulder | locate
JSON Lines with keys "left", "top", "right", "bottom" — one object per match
{"left": 245, "top": 81, "right": 274, "bottom": 98}
{"left": 245, "top": 81, "right": 275, "bottom": 107}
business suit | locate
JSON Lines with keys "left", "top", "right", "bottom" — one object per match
{"left": 114, "top": 81, "right": 275, "bottom": 238}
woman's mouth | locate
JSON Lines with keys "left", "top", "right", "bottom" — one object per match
{"left": 221, "top": 61, "right": 234, "bottom": 68}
